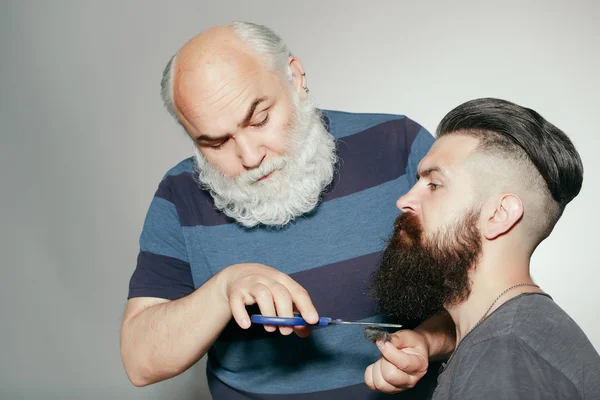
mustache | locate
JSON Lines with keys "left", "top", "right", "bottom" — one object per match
{"left": 237, "top": 157, "right": 288, "bottom": 185}
{"left": 392, "top": 212, "right": 423, "bottom": 242}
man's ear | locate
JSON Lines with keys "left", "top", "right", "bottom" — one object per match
{"left": 482, "top": 193, "right": 523, "bottom": 240}
{"left": 288, "top": 56, "right": 307, "bottom": 100}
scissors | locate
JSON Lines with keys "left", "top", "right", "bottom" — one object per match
{"left": 250, "top": 314, "right": 403, "bottom": 329}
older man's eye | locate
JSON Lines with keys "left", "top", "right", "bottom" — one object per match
{"left": 252, "top": 114, "right": 269, "bottom": 128}
{"left": 210, "top": 139, "right": 229, "bottom": 150}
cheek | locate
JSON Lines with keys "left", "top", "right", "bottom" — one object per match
{"left": 263, "top": 112, "right": 293, "bottom": 154}
{"left": 421, "top": 201, "right": 453, "bottom": 238}
{"left": 200, "top": 148, "right": 243, "bottom": 177}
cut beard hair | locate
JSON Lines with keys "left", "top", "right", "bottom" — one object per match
{"left": 192, "top": 88, "right": 337, "bottom": 228}
{"left": 363, "top": 327, "right": 392, "bottom": 343}
{"left": 369, "top": 210, "right": 482, "bottom": 322}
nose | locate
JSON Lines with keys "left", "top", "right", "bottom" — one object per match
{"left": 236, "top": 134, "right": 266, "bottom": 169}
{"left": 396, "top": 188, "right": 420, "bottom": 213}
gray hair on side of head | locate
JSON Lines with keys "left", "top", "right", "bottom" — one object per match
{"left": 230, "top": 21, "right": 293, "bottom": 80}
{"left": 160, "top": 21, "right": 293, "bottom": 125}
{"left": 160, "top": 53, "right": 178, "bottom": 122}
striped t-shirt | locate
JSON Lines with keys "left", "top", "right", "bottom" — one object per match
{"left": 128, "top": 109, "right": 437, "bottom": 399}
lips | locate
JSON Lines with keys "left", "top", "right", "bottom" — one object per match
{"left": 257, "top": 171, "right": 274, "bottom": 182}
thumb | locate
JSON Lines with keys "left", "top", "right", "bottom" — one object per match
{"left": 401, "top": 347, "right": 425, "bottom": 357}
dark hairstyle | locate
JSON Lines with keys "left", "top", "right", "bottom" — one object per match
{"left": 436, "top": 98, "right": 583, "bottom": 210}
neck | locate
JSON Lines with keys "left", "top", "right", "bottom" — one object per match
{"left": 445, "top": 253, "right": 542, "bottom": 345}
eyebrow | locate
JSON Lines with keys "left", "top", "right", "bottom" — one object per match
{"left": 416, "top": 166, "right": 446, "bottom": 180}
{"left": 239, "top": 96, "right": 268, "bottom": 127}
{"left": 194, "top": 96, "right": 268, "bottom": 143}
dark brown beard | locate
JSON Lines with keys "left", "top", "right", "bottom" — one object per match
{"left": 370, "top": 210, "right": 482, "bottom": 322}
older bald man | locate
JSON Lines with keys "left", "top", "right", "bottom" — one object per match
{"left": 120, "top": 22, "right": 453, "bottom": 399}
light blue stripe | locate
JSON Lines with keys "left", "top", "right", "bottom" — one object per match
{"left": 323, "top": 109, "right": 405, "bottom": 139}
{"left": 162, "top": 157, "right": 194, "bottom": 180}
{"left": 182, "top": 175, "right": 411, "bottom": 282}
{"left": 209, "top": 314, "right": 390, "bottom": 393}
{"left": 140, "top": 197, "right": 189, "bottom": 262}
{"left": 406, "top": 128, "right": 436, "bottom": 188}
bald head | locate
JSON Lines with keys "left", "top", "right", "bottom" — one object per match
{"left": 160, "top": 22, "right": 294, "bottom": 125}
{"left": 179, "top": 24, "right": 246, "bottom": 64}
{"left": 173, "top": 26, "right": 266, "bottom": 124}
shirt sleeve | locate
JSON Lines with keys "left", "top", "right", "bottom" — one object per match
{"left": 448, "top": 335, "right": 582, "bottom": 400}
{"left": 404, "top": 118, "right": 435, "bottom": 188}
{"left": 127, "top": 179, "right": 195, "bottom": 301}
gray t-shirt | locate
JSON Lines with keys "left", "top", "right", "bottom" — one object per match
{"left": 433, "top": 293, "right": 600, "bottom": 399}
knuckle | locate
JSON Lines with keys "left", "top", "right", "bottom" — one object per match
{"left": 374, "top": 377, "right": 390, "bottom": 392}
{"left": 292, "top": 286, "right": 309, "bottom": 297}
{"left": 394, "top": 353, "right": 411, "bottom": 370}
{"left": 373, "top": 378, "right": 383, "bottom": 391}
{"left": 253, "top": 285, "right": 273, "bottom": 300}
{"left": 272, "top": 283, "right": 292, "bottom": 298}
{"left": 228, "top": 290, "right": 244, "bottom": 303}
{"left": 381, "top": 364, "right": 399, "bottom": 383}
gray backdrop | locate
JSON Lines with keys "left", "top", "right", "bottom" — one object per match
{"left": 2, "top": 1, "right": 598, "bottom": 399}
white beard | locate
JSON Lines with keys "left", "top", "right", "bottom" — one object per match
{"left": 192, "top": 93, "right": 337, "bottom": 228}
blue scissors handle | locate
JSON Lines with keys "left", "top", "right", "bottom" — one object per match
{"left": 251, "top": 314, "right": 331, "bottom": 326}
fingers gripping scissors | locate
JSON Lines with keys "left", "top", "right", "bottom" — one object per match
{"left": 250, "top": 314, "right": 403, "bottom": 329}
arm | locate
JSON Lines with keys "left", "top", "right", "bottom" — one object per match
{"left": 364, "top": 312, "right": 455, "bottom": 393}
{"left": 120, "top": 273, "right": 230, "bottom": 387}
{"left": 121, "top": 180, "right": 318, "bottom": 386}
{"left": 121, "top": 263, "right": 319, "bottom": 387}
{"left": 414, "top": 311, "right": 456, "bottom": 360}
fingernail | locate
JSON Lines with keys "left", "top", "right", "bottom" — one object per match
{"left": 241, "top": 318, "right": 250, "bottom": 329}
{"left": 377, "top": 341, "right": 386, "bottom": 351}
{"left": 306, "top": 313, "right": 318, "bottom": 323}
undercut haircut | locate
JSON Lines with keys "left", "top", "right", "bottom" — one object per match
{"left": 436, "top": 98, "right": 583, "bottom": 241}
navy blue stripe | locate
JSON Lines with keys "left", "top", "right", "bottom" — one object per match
{"left": 291, "top": 251, "right": 381, "bottom": 321}
{"left": 207, "top": 366, "right": 440, "bottom": 399}
{"left": 154, "top": 174, "right": 233, "bottom": 226}
{"left": 157, "top": 118, "right": 421, "bottom": 227}
{"left": 128, "top": 251, "right": 195, "bottom": 300}
{"left": 322, "top": 118, "right": 421, "bottom": 202}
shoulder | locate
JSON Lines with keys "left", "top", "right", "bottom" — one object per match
{"left": 509, "top": 294, "right": 600, "bottom": 397}
{"left": 448, "top": 333, "right": 581, "bottom": 399}
{"left": 151, "top": 157, "right": 225, "bottom": 226}
{"left": 320, "top": 109, "right": 428, "bottom": 140}
{"left": 153, "top": 157, "right": 202, "bottom": 204}
{"left": 161, "top": 157, "right": 196, "bottom": 179}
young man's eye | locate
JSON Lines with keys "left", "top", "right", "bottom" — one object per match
{"left": 428, "top": 183, "right": 441, "bottom": 191}
{"left": 252, "top": 114, "right": 269, "bottom": 128}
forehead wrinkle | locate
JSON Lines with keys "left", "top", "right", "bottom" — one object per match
{"left": 175, "top": 43, "right": 265, "bottom": 112}
{"left": 212, "top": 69, "right": 261, "bottom": 104}
{"left": 181, "top": 69, "right": 261, "bottom": 125}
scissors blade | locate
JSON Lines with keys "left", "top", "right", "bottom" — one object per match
{"left": 250, "top": 314, "right": 403, "bottom": 329}
{"left": 329, "top": 320, "right": 403, "bottom": 329}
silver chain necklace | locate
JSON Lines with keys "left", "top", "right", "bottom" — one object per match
{"left": 440, "top": 283, "right": 540, "bottom": 373}
{"left": 471, "top": 283, "right": 540, "bottom": 332}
